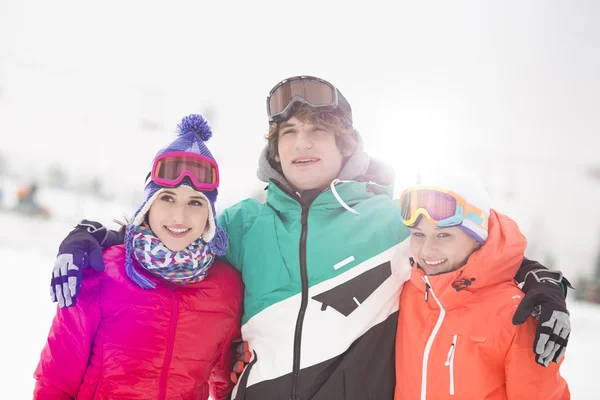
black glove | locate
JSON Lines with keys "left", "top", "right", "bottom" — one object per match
{"left": 512, "top": 269, "right": 573, "bottom": 366}
{"left": 50, "top": 220, "right": 123, "bottom": 308}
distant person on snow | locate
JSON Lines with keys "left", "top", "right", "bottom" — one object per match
{"left": 17, "top": 182, "right": 41, "bottom": 215}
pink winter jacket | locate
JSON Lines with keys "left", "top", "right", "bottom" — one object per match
{"left": 34, "top": 245, "right": 244, "bottom": 400}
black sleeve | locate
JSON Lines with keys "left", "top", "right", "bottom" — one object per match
{"left": 75, "top": 219, "right": 125, "bottom": 249}
{"left": 515, "top": 257, "right": 573, "bottom": 297}
{"left": 514, "top": 257, "right": 548, "bottom": 285}
{"left": 103, "top": 225, "right": 126, "bottom": 248}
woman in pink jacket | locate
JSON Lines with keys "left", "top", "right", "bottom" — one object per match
{"left": 34, "top": 114, "right": 244, "bottom": 399}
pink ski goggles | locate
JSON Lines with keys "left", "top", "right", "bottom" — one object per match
{"left": 150, "top": 151, "right": 219, "bottom": 191}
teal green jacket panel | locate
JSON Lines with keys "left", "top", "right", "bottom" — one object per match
{"left": 218, "top": 181, "right": 410, "bottom": 324}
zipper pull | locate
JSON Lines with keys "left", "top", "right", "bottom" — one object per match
{"left": 445, "top": 334, "right": 458, "bottom": 396}
{"left": 425, "top": 282, "right": 431, "bottom": 302}
{"left": 445, "top": 343, "right": 455, "bottom": 366}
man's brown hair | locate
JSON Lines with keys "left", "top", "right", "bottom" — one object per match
{"left": 265, "top": 104, "right": 358, "bottom": 163}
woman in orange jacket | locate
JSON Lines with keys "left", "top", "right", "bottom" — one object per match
{"left": 394, "top": 167, "right": 569, "bottom": 399}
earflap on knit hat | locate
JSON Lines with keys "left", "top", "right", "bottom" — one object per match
{"left": 417, "top": 165, "right": 492, "bottom": 243}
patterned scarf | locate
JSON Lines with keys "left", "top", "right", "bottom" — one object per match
{"left": 130, "top": 224, "right": 215, "bottom": 284}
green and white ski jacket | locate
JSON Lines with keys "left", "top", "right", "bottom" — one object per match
{"left": 218, "top": 142, "right": 412, "bottom": 400}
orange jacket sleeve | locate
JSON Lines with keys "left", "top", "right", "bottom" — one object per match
{"left": 505, "top": 317, "right": 570, "bottom": 399}
{"left": 33, "top": 270, "right": 102, "bottom": 399}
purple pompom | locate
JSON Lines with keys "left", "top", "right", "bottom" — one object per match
{"left": 177, "top": 114, "right": 212, "bottom": 142}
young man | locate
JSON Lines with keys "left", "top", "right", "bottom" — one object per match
{"left": 395, "top": 168, "right": 569, "bottom": 399}
{"left": 50, "top": 76, "right": 571, "bottom": 399}
{"left": 220, "top": 95, "right": 410, "bottom": 399}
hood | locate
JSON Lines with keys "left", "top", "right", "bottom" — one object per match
{"left": 256, "top": 131, "right": 395, "bottom": 193}
{"left": 409, "top": 210, "right": 527, "bottom": 307}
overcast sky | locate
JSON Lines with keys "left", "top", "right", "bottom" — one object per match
{"left": 1, "top": 0, "right": 600, "bottom": 277}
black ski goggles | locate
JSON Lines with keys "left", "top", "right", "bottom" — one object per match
{"left": 266, "top": 76, "right": 353, "bottom": 125}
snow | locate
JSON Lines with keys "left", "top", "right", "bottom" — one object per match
{"left": 0, "top": 196, "right": 598, "bottom": 398}
{"left": 0, "top": 212, "right": 73, "bottom": 398}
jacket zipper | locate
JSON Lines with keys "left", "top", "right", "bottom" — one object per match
{"left": 271, "top": 181, "right": 312, "bottom": 400}
{"left": 421, "top": 276, "right": 445, "bottom": 400}
{"left": 291, "top": 204, "right": 310, "bottom": 400}
{"left": 444, "top": 334, "right": 457, "bottom": 395}
{"left": 158, "top": 287, "right": 179, "bottom": 400}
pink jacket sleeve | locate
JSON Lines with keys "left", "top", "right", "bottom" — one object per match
{"left": 208, "top": 320, "right": 240, "bottom": 400}
{"left": 33, "top": 269, "right": 102, "bottom": 399}
{"left": 209, "top": 282, "right": 243, "bottom": 400}
{"left": 505, "top": 317, "right": 570, "bottom": 399}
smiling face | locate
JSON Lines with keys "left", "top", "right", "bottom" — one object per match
{"left": 274, "top": 116, "right": 353, "bottom": 192}
{"left": 147, "top": 186, "right": 209, "bottom": 251}
{"left": 409, "top": 217, "right": 481, "bottom": 275}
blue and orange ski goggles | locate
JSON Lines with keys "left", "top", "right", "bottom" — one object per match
{"left": 399, "top": 186, "right": 488, "bottom": 229}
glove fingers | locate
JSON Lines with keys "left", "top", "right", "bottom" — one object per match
{"left": 55, "top": 281, "right": 66, "bottom": 308}
{"left": 537, "top": 326, "right": 565, "bottom": 364}
{"left": 512, "top": 296, "right": 537, "bottom": 325}
{"left": 50, "top": 269, "right": 58, "bottom": 303}
{"left": 236, "top": 341, "right": 249, "bottom": 354}
{"left": 537, "top": 353, "right": 550, "bottom": 367}
{"left": 66, "top": 261, "right": 81, "bottom": 301}
{"left": 536, "top": 310, "right": 570, "bottom": 360}
{"left": 554, "top": 346, "right": 567, "bottom": 363}
{"left": 538, "top": 340, "right": 561, "bottom": 367}
{"left": 54, "top": 254, "right": 80, "bottom": 307}
{"left": 52, "top": 260, "right": 67, "bottom": 308}
{"left": 62, "top": 281, "right": 74, "bottom": 307}
{"left": 552, "top": 315, "right": 568, "bottom": 336}
{"left": 545, "top": 340, "right": 562, "bottom": 364}
{"left": 233, "top": 360, "right": 245, "bottom": 373}
{"left": 68, "top": 274, "right": 78, "bottom": 298}
{"left": 540, "top": 324, "right": 567, "bottom": 362}
{"left": 50, "top": 284, "right": 56, "bottom": 303}
{"left": 536, "top": 321, "right": 559, "bottom": 358}
{"left": 236, "top": 351, "right": 252, "bottom": 363}
{"left": 535, "top": 320, "right": 554, "bottom": 355}
{"left": 553, "top": 334, "right": 569, "bottom": 363}
{"left": 536, "top": 332, "right": 551, "bottom": 357}
{"left": 231, "top": 345, "right": 253, "bottom": 384}
{"left": 536, "top": 307, "right": 560, "bottom": 356}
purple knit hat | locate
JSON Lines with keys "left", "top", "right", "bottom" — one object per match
{"left": 125, "top": 114, "right": 228, "bottom": 289}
